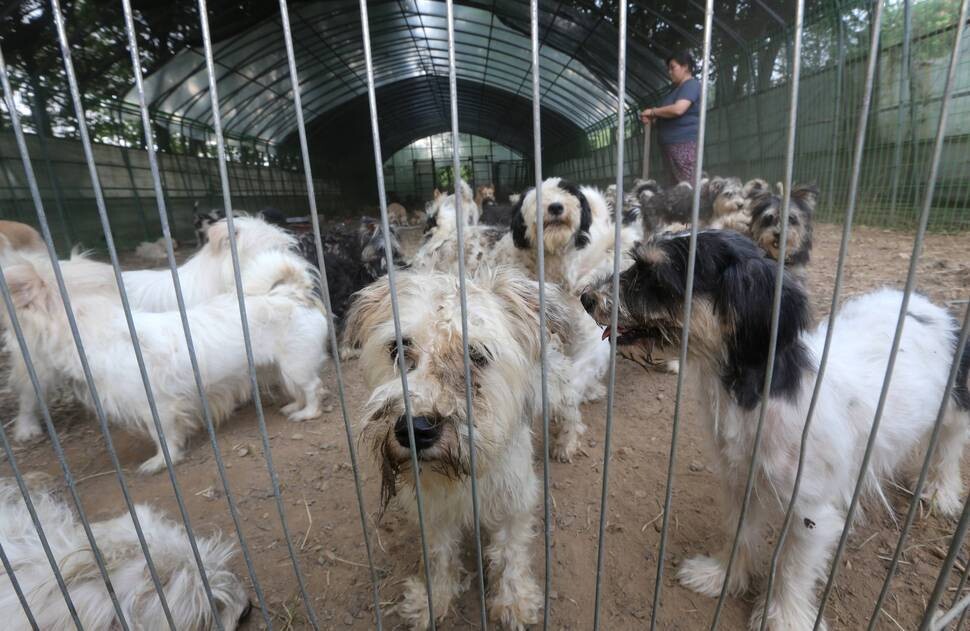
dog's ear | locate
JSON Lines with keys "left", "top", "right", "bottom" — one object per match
{"left": 510, "top": 191, "right": 530, "bottom": 249}
{"left": 3, "top": 262, "right": 52, "bottom": 312}
{"left": 791, "top": 184, "right": 819, "bottom": 213}
{"left": 204, "top": 220, "right": 237, "bottom": 253}
{"left": 342, "top": 275, "right": 393, "bottom": 351}
{"left": 574, "top": 189, "right": 592, "bottom": 249}
{"left": 707, "top": 177, "right": 727, "bottom": 198}
{"left": 717, "top": 253, "right": 809, "bottom": 368}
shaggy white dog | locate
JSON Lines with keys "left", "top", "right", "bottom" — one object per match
{"left": 2, "top": 248, "right": 327, "bottom": 473}
{"left": 0, "top": 478, "right": 250, "bottom": 630}
{"left": 345, "top": 267, "right": 586, "bottom": 629}
{"left": 583, "top": 230, "right": 970, "bottom": 630}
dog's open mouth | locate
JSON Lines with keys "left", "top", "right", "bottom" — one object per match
{"left": 601, "top": 324, "right": 677, "bottom": 347}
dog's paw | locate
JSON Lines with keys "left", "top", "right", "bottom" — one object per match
{"left": 280, "top": 402, "right": 300, "bottom": 416}
{"left": 489, "top": 574, "right": 541, "bottom": 630}
{"left": 677, "top": 554, "right": 742, "bottom": 598}
{"left": 395, "top": 577, "right": 433, "bottom": 630}
{"left": 923, "top": 481, "right": 964, "bottom": 519}
{"left": 286, "top": 405, "right": 321, "bottom": 423}
{"left": 13, "top": 419, "right": 43, "bottom": 442}
{"left": 748, "top": 592, "right": 825, "bottom": 631}
{"left": 665, "top": 359, "right": 680, "bottom": 374}
{"left": 137, "top": 454, "right": 167, "bottom": 475}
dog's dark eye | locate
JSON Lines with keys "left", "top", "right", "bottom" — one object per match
{"left": 469, "top": 345, "right": 490, "bottom": 368}
{"left": 388, "top": 338, "right": 415, "bottom": 371}
{"left": 788, "top": 215, "right": 800, "bottom": 226}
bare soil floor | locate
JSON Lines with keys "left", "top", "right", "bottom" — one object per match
{"left": 2, "top": 223, "right": 969, "bottom": 630}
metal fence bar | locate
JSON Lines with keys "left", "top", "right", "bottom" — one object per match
{"left": 529, "top": 2, "right": 553, "bottom": 628}
{"left": 711, "top": 1, "right": 804, "bottom": 628}
{"left": 118, "top": 1, "right": 273, "bottom": 625}
{"left": 50, "top": 0, "right": 226, "bottom": 625}
{"left": 935, "top": 590, "right": 970, "bottom": 631}
{"left": 815, "top": 0, "right": 969, "bottom": 625}
{"left": 951, "top": 557, "right": 970, "bottom": 629}
{"left": 921, "top": 490, "right": 970, "bottom": 631}
{"left": 357, "top": 1, "right": 437, "bottom": 627}
{"left": 275, "top": 0, "right": 384, "bottom": 627}
{"left": 870, "top": 300, "right": 970, "bottom": 627}
{"left": 0, "top": 536, "right": 38, "bottom": 631}
{"left": 591, "top": 0, "right": 628, "bottom": 626}
{"left": 194, "top": 0, "right": 320, "bottom": 626}
{"left": 445, "top": 0, "right": 488, "bottom": 626}
{"left": 0, "top": 401, "right": 76, "bottom": 630}
{"left": 0, "top": 40, "right": 152, "bottom": 631}
{"left": 758, "top": 1, "right": 883, "bottom": 627}
{"left": 887, "top": 0, "right": 912, "bottom": 222}
{"left": 648, "top": 3, "right": 713, "bottom": 627}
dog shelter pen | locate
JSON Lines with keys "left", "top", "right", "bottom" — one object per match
{"left": 0, "top": 0, "right": 968, "bottom": 629}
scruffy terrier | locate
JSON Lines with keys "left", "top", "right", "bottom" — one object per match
{"left": 748, "top": 183, "right": 816, "bottom": 279}
{"left": 345, "top": 267, "right": 587, "bottom": 629}
{"left": 423, "top": 181, "right": 480, "bottom": 234}
{"left": 0, "top": 477, "right": 250, "bottom": 630}
{"left": 582, "top": 230, "right": 970, "bottom": 630}
{"left": 640, "top": 176, "right": 745, "bottom": 233}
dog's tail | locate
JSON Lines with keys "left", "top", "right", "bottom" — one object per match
{"left": 241, "top": 249, "right": 316, "bottom": 301}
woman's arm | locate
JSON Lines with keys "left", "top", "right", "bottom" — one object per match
{"left": 644, "top": 99, "right": 692, "bottom": 119}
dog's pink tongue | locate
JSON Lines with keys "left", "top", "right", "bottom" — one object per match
{"left": 602, "top": 326, "right": 612, "bottom": 341}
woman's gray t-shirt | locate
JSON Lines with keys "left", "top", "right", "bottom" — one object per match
{"left": 657, "top": 77, "right": 701, "bottom": 145}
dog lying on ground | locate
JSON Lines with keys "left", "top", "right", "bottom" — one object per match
{"left": 0, "top": 477, "right": 250, "bottom": 630}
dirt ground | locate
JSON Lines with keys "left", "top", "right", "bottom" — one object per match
{"left": 1, "top": 222, "right": 969, "bottom": 630}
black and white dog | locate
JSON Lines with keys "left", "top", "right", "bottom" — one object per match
{"left": 639, "top": 176, "right": 745, "bottom": 233}
{"left": 582, "top": 230, "right": 970, "bottom": 630}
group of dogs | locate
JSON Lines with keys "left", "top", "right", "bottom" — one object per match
{"left": 0, "top": 166, "right": 967, "bottom": 630}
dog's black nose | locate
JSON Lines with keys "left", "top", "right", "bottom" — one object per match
{"left": 394, "top": 415, "right": 441, "bottom": 451}
{"left": 581, "top": 291, "right": 596, "bottom": 314}
{"left": 548, "top": 202, "right": 565, "bottom": 216}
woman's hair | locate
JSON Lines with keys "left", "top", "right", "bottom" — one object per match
{"left": 665, "top": 50, "right": 694, "bottom": 73}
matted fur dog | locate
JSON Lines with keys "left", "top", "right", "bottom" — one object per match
{"left": 581, "top": 230, "right": 970, "bottom": 630}
{"left": 0, "top": 477, "right": 250, "bottom": 630}
{"left": 1, "top": 249, "right": 328, "bottom": 473}
{"left": 344, "top": 267, "right": 587, "bottom": 629}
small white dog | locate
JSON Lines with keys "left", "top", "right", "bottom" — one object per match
{"left": 2, "top": 248, "right": 327, "bottom": 473}
{"left": 134, "top": 236, "right": 179, "bottom": 264}
{"left": 0, "top": 477, "right": 250, "bottom": 630}
{"left": 345, "top": 267, "right": 586, "bottom": 629}
{"left": 582, "top": 230, "right": 970, "bottom": 630}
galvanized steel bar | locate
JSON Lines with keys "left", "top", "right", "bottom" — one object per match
{"left": 276, "top": 0, "right": 384, "bottom": 626}
{"left": 921, "top": 490, "right": 970, "bottom": 631}
{"left": 888, "top": 0, "right": 913, "bottom": 222}
{"left": 870, "top": 299, "right": 970, "bottom": 628}
{"left": 815, "top": 0, "right": 970, "bottom": 625}
{"left": 649, "top": 1, "right": 713, "bottom": 627}
{"left": 358, "top": 0, "right": 437, "bottom": 626}
{"left": 118, "top": 0, "right": 273, "bottom": 624}
{"left": 759, "top": 1, "right": 883, "bottom": 628}
{"left": 592, "top": 0, "right": 627, "bottom": 627}
{"left": 445, "top": 0, "right": 488, "bottom": 626}
{"left": 529, "top": 2, "right": 553, "bottom": 628}
{"left": 935, "top": 590, "right": 970, "bottom": 631}
{"left": 50, "top": 0, "right": 224, "bottom": 624}
{"left": 951, "top": 559, "right": 970, "bottom": 629}
{"left": 194, "top": 0, "right": 320, "bottom": 626}
{"left": 0, "top": 401, "right": 77, "bottom": 630}
{"left": 1, "top": 38, "right": 152, "bottom": 631}
{"left": 712, "top": 0, "right": 804, "bottom": 628}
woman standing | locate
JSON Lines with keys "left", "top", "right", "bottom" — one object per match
{"left": 641, "top": 51, "right": 701, "bottom": 184}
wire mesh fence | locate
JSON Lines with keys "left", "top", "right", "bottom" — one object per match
{"left": 0, "top": 1, "right": 968, "bottom": 630}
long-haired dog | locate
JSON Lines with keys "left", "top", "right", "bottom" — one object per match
{"left": 748, "top": 184, "right": 817, "bottom": 280}
{"left": 474, "top": 183, "right": 496, "bottom": 210}
{"left": 423, "top": 180, "right": 480, "bottom": 234}
{"left": 640, "top": 176, "right": 745, "bottom": 233}
{"left": 2, "top": 249, "right": 327, "bottom": 473}
{"left": 134, "top": 236, "right": 180, "bottom": 264}
{"left": 582, "top": 230, "right": 970, "bottom": 630}
{"left": 345, "top": 267, "right": 587, "bottom": 629}
{"left": 0, "top": 477, "right": 250, "bottom": 630}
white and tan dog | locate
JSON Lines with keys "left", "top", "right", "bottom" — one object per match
{"left": 2, "top": 249, "right": 327, "bottom": 473}
{"left": 0, "top": 477, "right": 250, "bottom": 630}
{"left": 345, "top": 267, "right": 586, "bottom": 629}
